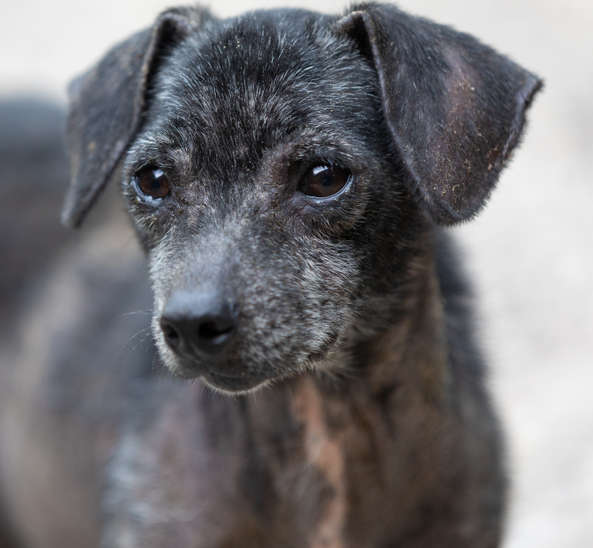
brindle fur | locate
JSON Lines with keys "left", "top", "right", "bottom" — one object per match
{"left": 0, "top": 3, "right": 540, "bottom": 547}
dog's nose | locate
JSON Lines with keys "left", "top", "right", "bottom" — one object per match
{"left": 160, "top": 290, "right": 236, "bottom": 357}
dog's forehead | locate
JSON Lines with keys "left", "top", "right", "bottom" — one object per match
{"left": 144, "top": 10, "right": 377, "bottom": 158}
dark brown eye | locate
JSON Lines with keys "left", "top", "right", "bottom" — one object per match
{"left": 133, "top": 166, "right": 170, "bottom": 201}
{"left": 298, "top": 165, "right": 351, "bottom": 198}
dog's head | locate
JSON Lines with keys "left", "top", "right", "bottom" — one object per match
{"left": 63, "top": 3, "right": 540, "bottom": 393}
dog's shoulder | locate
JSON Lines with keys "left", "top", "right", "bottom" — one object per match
{"left": 435, "top": 230, "right": 488, "bottom": 382}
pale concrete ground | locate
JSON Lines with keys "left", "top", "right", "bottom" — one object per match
{"left": 1, "top": 0, "right": 592, "bottom": 546}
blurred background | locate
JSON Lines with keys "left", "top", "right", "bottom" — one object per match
{"left": 1, "top": 0, "right": 592, "bottom": 546}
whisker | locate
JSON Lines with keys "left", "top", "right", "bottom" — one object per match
{"left": 119, "top": 310, "right": 152, "bottom": 319}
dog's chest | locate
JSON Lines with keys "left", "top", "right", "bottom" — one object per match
{"left": 102, "top": 371, "right": 446, "bottom": 548}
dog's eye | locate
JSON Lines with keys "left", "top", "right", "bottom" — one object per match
{"left": 132, "top": 166, "right": 170, "bottom": 201}
{"left": 298, "top": 165, "right": 351, "bottom": 198}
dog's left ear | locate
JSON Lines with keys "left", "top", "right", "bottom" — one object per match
{"left": 336, "top": 3, "right": 542, "bottom": 224}
{"left": 62, "top": 7, "right": 212, "bottom": 228}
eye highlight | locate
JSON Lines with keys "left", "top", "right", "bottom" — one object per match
{"left": 298, "top": 164, "right": 352, "bottom": 198}
{"left": 132, "top": 166, "right": 171, "bottom": 202}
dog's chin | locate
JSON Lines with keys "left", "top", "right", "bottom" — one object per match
{"left": 165, "top": 358, "right": 275, "bottom": 395}
{"left": 201, "top": 371, "right": 272, "bottom": 395}
{"left": 157, "top": 337, "right": 337, "bottom": 395}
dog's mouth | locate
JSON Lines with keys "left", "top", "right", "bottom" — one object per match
{"left": 201, "top": 370, "right": 270, "bottom": 394}
{"left": 169, "top": 357, "right": 272, "bottom": 393}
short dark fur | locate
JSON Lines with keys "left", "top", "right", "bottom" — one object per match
{"left": 0, "top": 3, "right": 540, "bottom": 547}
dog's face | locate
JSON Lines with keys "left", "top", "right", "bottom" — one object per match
{"left": 124, "top": 15, "right": 396, "bottom": 391}
{"left": 63, "top": 4, "right": 540, "bottom": 393}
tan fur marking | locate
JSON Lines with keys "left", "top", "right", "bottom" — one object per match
{"left": 292, "top": 377, "right": 346, "bottom": 548}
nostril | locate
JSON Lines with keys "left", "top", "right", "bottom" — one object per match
{"left": 197, "top": 318, "right": 235, "bottom": 348}
{"left": 160, "top": 318, "right": 181, "bottom": 347}
{"left": 198, "top": 321, "right": 233, "bottom": 340}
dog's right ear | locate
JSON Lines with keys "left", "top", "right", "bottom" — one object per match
{"left": 62, "top": 7, "right": 212, "bottom": 228}
{"left": 335, "top": 3, "right": 541, "bottom": 225}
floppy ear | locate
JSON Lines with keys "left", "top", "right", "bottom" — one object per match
{"left": 62, "top": 6, "right": 212, "bottom": 228}
{"left": 336, "top": 3, "right": 542, "bottom": 224}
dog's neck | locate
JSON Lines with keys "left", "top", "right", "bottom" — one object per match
{"left": 349, "top": 248, "right": 449, "bottom": 404}
{"left": 298, "top": 230, "right": 451, "bottom": 406}
{"left": 240, "top": 248, "right": 452, "bottom": 546}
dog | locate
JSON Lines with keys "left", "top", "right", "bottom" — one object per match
{"left": 0, "top": 2, "right": 541, "bottom": 547}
